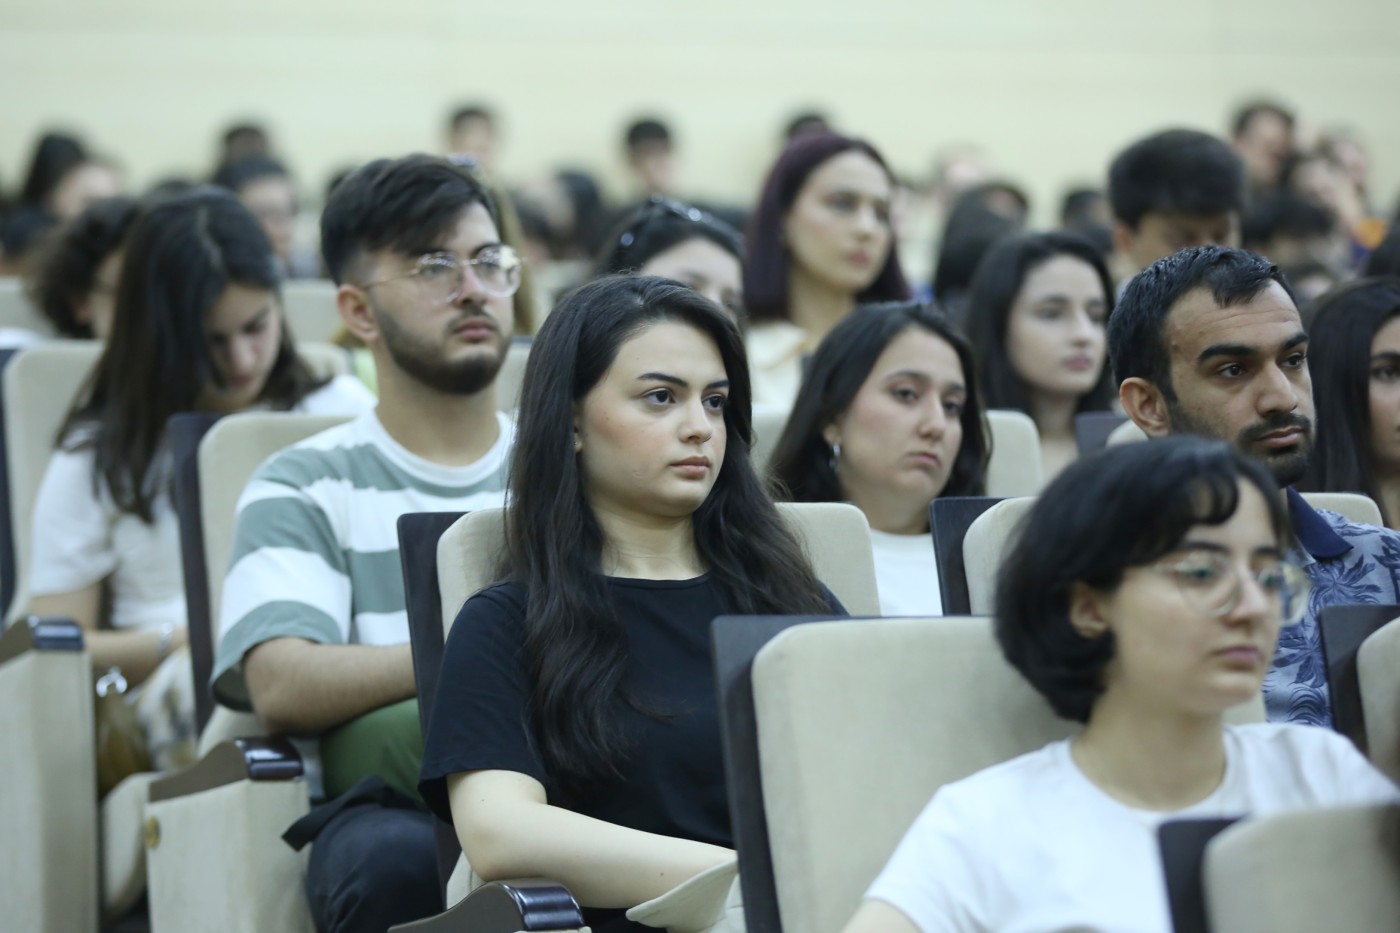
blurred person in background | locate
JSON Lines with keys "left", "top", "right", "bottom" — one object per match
{"left": 966, "top": 232, "right": 1116, "bottom": 480}
{"left": 595, "top": 196, "right": 745, "bottom": 323}
{"left": 214, "top": 154, "right": 320, "bottom": 279}
{"left": 1241, "top": 191, "right": 1338, "bottom": 269}
{"left": 930, "top": 197, "right": 1021, "bottom": 321}
{"left": 1300, "top": 278, "right": 1400, "bottom": 531}
{"left": 1107, "top": 128, "right": 1245, "bottom": 284}
{"left": 1, "top": 131, "right": 124, "bottom": 274}
{"left": 1059, "top": 187, "right": 1114, "bottom": 257}
{"left": 624, "top": 116, "right": 677, "bottom": 198}
{"left": 1231, "top": 100, "right": 1296, "bottom": 195}
{"left": 784, "top": 109, "right": 832, "bottom": 141}
{"left": 446, "top": 103, "right": 499, "bottom": 176}
{"left": 218, "top": 121, "right": 272, "bottom": 165}
{"left": 26, "top": 195, "right": 141, "bottom": 341}
{"left": 744, "top": 131, "right": 910, "bottom": 408}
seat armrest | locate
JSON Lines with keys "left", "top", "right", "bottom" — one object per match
{"left": 0, "top": 614, "right": 84, "bottom": 664}
{"left": 388, "top": 879, "right": 586, "bottom": 932}
{"left": 149, "top": 737, "right": 302, "bottom": 803}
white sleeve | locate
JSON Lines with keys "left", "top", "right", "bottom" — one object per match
{"left": 29, "top": 447, "right": 117, "bottom": 596}
{"left": 294, "top": 374, "right": 376, "bottom": 416}
{"left": 863, "top": 788, "right": 986, "bottom": 933}
{"left": 1314, "top": 731, "right": 1400, "bottom": 805}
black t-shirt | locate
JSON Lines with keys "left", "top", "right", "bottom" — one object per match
{"left": 418, "top": 574, "right": 842, "bottom": 930}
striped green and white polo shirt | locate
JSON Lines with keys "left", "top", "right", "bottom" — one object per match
{"left": 211, "top": 409, "right": 514, "bottom": 711}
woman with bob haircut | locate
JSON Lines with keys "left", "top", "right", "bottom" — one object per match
{"left": 1300, "top": 278, "right": 1400, "bottom": 529}
{"left": 29, "top": 187, "right": 374, "bottom": 765}
{"left": 965, "top": 231, "right": 1115, "bottom": 481}
{"left": 419, "top": 275, "right": 841, "bottom": 931}
{"left": 743, "top": 132, "right": 911, "bottom": 408}
{"left": 846, "top": 436, "right": 1397, "bottom": 933}
{"left": 769, "top": 301, "right": 988, "bottom": 615}
{"left": 26, "top": 195, "right": 141, "bottom": 340}
{"left": 595, "top": 195, "right": 745, "bottom": 323}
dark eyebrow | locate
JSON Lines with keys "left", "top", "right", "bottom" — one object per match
{"left": 1372, "top": 351, "right": 1400, "bottom": 362}
{"left": 636, "top": 373, "right": 731, "bottom": 391}
{"left": 885, "top": 370, "right": 966, "bottom": 394}
{"left": 1197, "top": 331, "right": 1307, "bottom": 365}
{"left": 1177, "top": 540, "right": 1284, "bottom": 559}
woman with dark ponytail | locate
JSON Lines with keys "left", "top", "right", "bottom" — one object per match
{"left": 420, "top": 274, "right": 840, "bottom": 930}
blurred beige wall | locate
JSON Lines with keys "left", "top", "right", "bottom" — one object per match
{"left": 3, "top": 0, "right": 1398, "bottom": 226}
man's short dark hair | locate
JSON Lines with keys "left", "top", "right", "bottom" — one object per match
{"left": 1231, "top": 100, "right": 1295, "bottom": 138}
{"left": 450, "top": 105, "right": 495, "bottom": 132}
{"left": 212, "top": 154, "right": 289, "bottom": 194}
{"left": 320, "top": 154, "right": 500, "bottom": 284}
{"left": 1107, "top": 129, "right": 1246, "bottom": 230}
{"left": 625, "top": 118, "right": 672, "bottom": 151}
{"left": 1241, "top": 192, "right": 1333, "bottom": 249}
{"left": 1107, "top": 245, "right": 1295, "bottom": 397}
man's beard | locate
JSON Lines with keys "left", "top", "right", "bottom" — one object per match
{"left": 1167, "top": 402, "right": 1314, "bottom": 488}
{"left": 374, "top": 301, "right": 508, "bottom": 396}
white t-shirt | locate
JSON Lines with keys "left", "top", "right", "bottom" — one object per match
{"left": 865, "top": 723, "right": 1399, "bottom": 933}
{"left": 869, "top": 529, "right": 943, "bottom": 616}
{"left": 29, "top": 375, "right": 375, "bottom": 632}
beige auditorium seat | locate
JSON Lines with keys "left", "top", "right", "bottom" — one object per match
{"left": 0, "top": 276, "right": 55, "bottom": 337}
{"left": 961, "top": 496, "right": 1035, "bottom": 615}
{"left": 296, "top": 340, "right": 352, "bottom": 378}
{"left": 281, "top": 280, "right": 341, "bottom": 343}
{"left": 1358, "top": 617, "right": 1400, "bottom": 784}
{"left": 427, "top": 501, "right": 881, "bottom": 912}
{"left": 751, "top": 405, "right": 790, "bottom": 475}
{"left": 716, "top": 615, "right": 1265, "bottom": 933}
{"left": 3, "top": 340, "right": 102, "bottom": 625}
{"left": 985, "top": 409, "right": 1044, "bottom": 496}
{"left": 1300, "top": 492, "right": 1384, "bottom": 527}
{"left": 1107, "top": 418, "right": 1148, "bottom": 445}
{"left": 146, "top": 411, "right": 351, "bottom": 933}
{"left": 1203, "top": 804, "right": 1400, "bottom": 932}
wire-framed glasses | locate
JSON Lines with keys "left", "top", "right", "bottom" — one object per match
{"left": 360, "top": 244, "right": 523, "bottom": 302}
{"left": 1148, "top": 550, "right": 1311, "bottom": 626}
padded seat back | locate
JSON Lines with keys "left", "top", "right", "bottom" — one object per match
{"left": 1107, "top": 418, "right": 1148, "bottom": 445}
{"left": 962, "top": 496, "right": 1035, "bottom": 615}
{"left": 3, "top": 341, "right": 101, "bottom": 624}
{"left": 750, "top": 616, "right": 1075, "bottom": 933}
{"left": 1358, "top": 617, "right": 1400, "bottom": 784}
{"left": 0, "top": 277, "right": 53, "bottom": 336}
{"left": 1300, "top": 492, "right": 1384, "bottom": 527}
{"left": 751, "top": 406, "right": 790, "bottom": 475}
{"left": 985, "top": 409, "right": 1044, "bottom": 496}
{"left": 435, "top": 502, "right": 881, "bottom": 639}
{"left": 496, "top": 338, "right": 531, "bottom": 413}
{"left": 280, "top": 280, "right": 340, "bottom": 343}
{"left": 295, "top": 341, "right": 352, "bottom": 378}
{"left": 1204, "top": 804, "right": 1400, "bottom": 932}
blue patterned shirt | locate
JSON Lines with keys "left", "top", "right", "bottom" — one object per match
{"left": 1266, "top": 490, "right": 1400, "bottom": 726}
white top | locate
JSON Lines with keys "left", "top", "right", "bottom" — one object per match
{"left": 869, "top": 529, "right": 942, "bottom": 616}
{"left": 865, "top": 723, "right": 1399, "bottom": 933}
{"left": 29, "top": 375, "right": 375, "bottom": 632}
{"left": 745, "top": 321, "right": 809, "bottom": 410}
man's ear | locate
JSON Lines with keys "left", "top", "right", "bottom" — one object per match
{"left": 1119, "top": 377, "right": 1172, "bottom": 438}
{"left": 337, "top": 284, "right": 379, "bottom": 344}
{"left": 1068, "top": 581, "right": 1111, "bottom": 640}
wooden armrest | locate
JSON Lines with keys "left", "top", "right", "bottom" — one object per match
{"left": 148, "top": 737, "right": 303, "bottom": 803}
{"left": 388, "top": 879, "right": 585, "bottom": 932}
{"left": 0, "top": 615, "right": 83, "bottom": 665}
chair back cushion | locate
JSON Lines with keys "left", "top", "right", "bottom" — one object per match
{"left": 280, "top": 280, "right": 340, "bottom": 344}
{"left": 751, "top": 616, "right": 1075, "bottom": 933}
{"left": 1359, "top": 617, "right": 1400, "bottom": 784}
{"left": 3, "top": 341, "right": 101, "bottom": 623}
{"left": 1204, "top": 804, "right": 1400, "bottom": 933}
{"left": 1300, "top": 492, "right": 1384, "bottom": 527}
{"left": 962, "top": 497, "right": 1034, "bottom": 615}
{"left": 985, "top": 409, "right": 1044, "bottom": 496}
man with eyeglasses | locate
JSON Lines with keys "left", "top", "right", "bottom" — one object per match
{"left": 210, "top": 154, "right": 521, "bottom": 931}
{"left": 1108, "top": 244, "right": 1400, "bottom": 727}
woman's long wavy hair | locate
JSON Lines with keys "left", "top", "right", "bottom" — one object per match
{"left": 502, "top": 274, "right": 832, "bottom": 793}
{"left": 768, "top": 301, "right": 989, "bottom": 506}
{"left": 60, "top": 187, "right": 325, "bottom": 521}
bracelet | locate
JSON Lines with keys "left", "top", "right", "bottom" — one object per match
{"left": 157, "top": 623, "right": 175, "bottom": 662}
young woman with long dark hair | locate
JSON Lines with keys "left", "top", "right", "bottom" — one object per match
{"left": 1300, "top": 277, "right": 1400, "bottom": 528}
{"left": 743, "top": 132, "right": 911, "bottom": 407}
{"left": 420, "top": 275, "right": 840, "bottom": 931}
{"left": 769, "top": 301, "right": 988, "bottom": 614}
{"left": 28, "top": 188, "right": 373, "bottom": 763}
{"left": 846, "top": 437, "right": 1397, "bottom": 933}
{"left": 965, "top": 231, "right": 1115, "bottom": 481}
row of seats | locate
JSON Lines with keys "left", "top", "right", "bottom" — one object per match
{"left": 2, "top": 342, "right": 1397, "bottom": 930}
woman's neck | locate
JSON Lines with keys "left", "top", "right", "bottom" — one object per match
{"left": 1376, "top": 471, "right": 1400, "bottom": 532}
{"left": 594, "top": 505, "right": 704, "bottom": 580}
{"left": 844, "top": 485, "right": 929, "bottom": 536}
{"left": 1072, "top": 688, "right": 1227, "bottom": 811}
{"left": 1027, "top": 390, "right": 1080, "bottom": 442}
{"left": 787, "top": 266, "right": 854, "bottom": 347}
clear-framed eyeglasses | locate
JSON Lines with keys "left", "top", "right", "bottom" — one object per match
{"left": 1148, "top": 550, "right": 1311, "bottom": 627}
{"left": 360, "top": 245, "right": 523, "bottom": 302}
